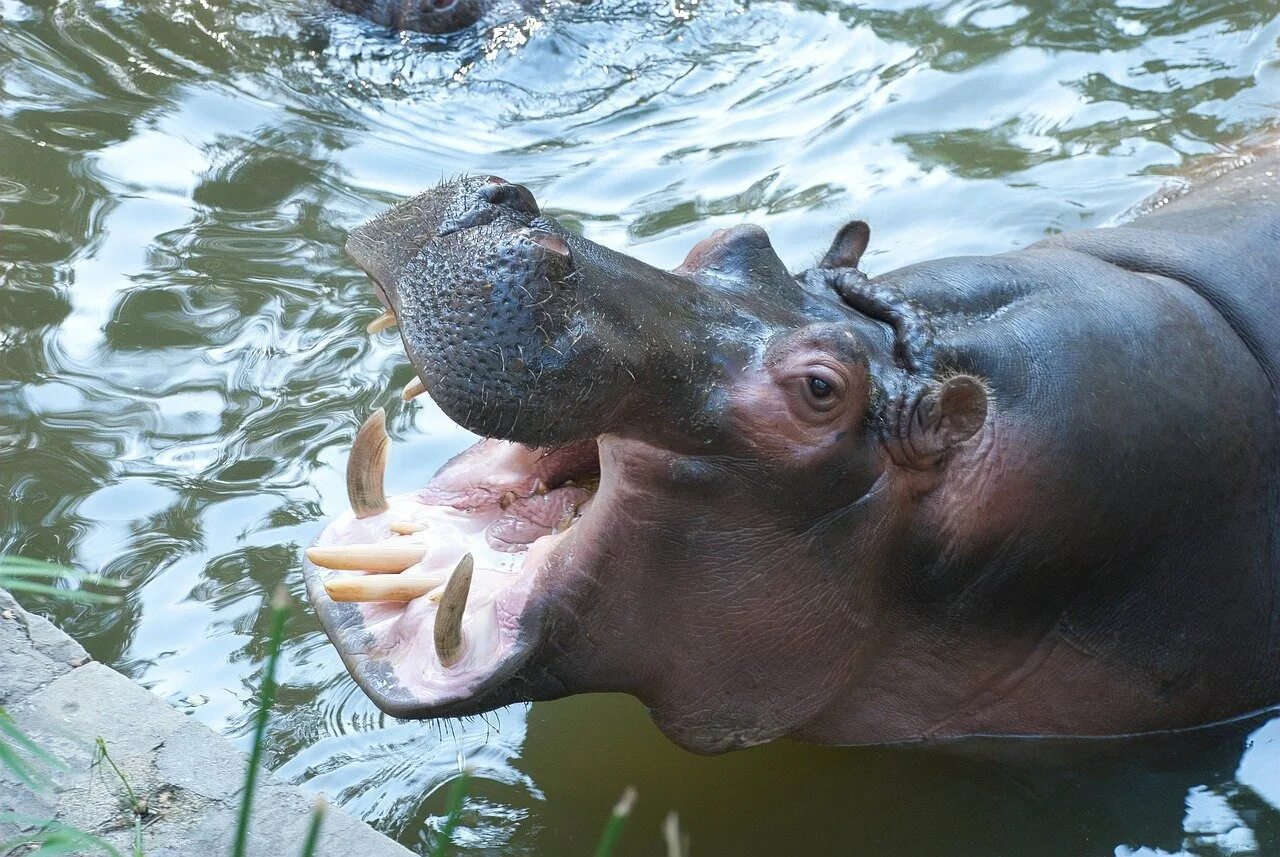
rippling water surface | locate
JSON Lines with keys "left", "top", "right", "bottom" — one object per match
{"left": 2, "top": 0, "right": 1280, "bottom": 852}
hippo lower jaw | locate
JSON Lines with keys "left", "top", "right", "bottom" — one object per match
{"left": 303, "top": 421, "right": 604, "bottom": 718}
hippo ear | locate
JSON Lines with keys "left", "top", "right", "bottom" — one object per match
{"left": 907, "top": 375, "right": 988, "bottom": 462}
{"left": 819, "top": 220, "right": 871, "bottom": 270}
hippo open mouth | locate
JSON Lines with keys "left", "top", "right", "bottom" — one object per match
{"left": 303, "top": 420, "right": 602, "bottom": 718}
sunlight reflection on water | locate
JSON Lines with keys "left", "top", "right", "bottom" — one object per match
{"left": 1, "top": 0, "right": 1279, "bottom": 851}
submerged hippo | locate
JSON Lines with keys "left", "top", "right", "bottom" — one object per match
{"left": 330, "top": 0, "right": 529, "bottom": 34}
{"left": 303, "top": 141, "right": 1280, "bottom": 753}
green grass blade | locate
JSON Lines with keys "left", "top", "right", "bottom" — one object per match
{"left": 593, "top": 787, "right": 638, "bottom": 857}
{"left": 0, "top": 815, "right": 125, "bottom": 857}
{"left": 132, "top": 813, "right": 143, "bottom": 857}
{"left": 0, "top": 709, "right": 61, "bottom": 765}
{"left": 0, "top": 708, "right": 64, "bottom": 788}
{"left": 0, "top": 557, "right": 124, "bottom": 605}
{"left": 662, "top": 811, "right": 688, "bottom": 857}
{"left": 0, "top": 740, "right": 48, "bottom": 790}
{"left": 231, "top": 586, "right": 290, "bottom": 857}
{"left": 0, "top": 558, "right": 126, "bottom": 587}
{"left": 298, "top": 796, "right": 326, "bottom": 857}
{"left": 92, "top": 738, "right": 140, "bottom": 808}
{"left": 427, "top": 771, "right": 471, "bottom": 857}
{"left": 0, "top": 579, "right": 121, "bottom": 605}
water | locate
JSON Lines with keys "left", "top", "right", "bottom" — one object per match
{"left": 2, "top": 0, "right": 1279, "bottom": 852}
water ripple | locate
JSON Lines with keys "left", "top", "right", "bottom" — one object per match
{"left": 2, "top": 0, "right": 1279, "bottom": 852}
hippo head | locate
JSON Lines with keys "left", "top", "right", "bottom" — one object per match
{"left": 332, "top": 0, "right": 488, "bottom": 34}
{"left": 304, "top": 177, "right": 989, "bottom": 753}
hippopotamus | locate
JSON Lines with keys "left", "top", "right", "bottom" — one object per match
{"left": 330, "top": 0, "right": 529, "bottom": 34}
{"left": 303, "top": 139, "right": 1280, "bottom": 754}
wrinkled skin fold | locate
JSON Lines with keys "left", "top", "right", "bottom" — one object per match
{"left": 305, "top": 141, "right": 1280, "bottom": 753}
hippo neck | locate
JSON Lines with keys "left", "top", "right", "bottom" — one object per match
{"left": 835, "top": 226, "right": 1280, "bottom": 741}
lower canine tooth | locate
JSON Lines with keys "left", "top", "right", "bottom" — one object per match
{"left": 434, "top": 553, "right": 474, "bottom": 668}
{"left": 348, "top": 409, "right": 390, "bottom": 519}
{"left": 306, "top": 543, "right": 427, "bottom": 572}
{"left": 323, "top": 574, "right": 443, "bottom": 602}
{"left": 366, "top": 309, "right": 396, "bottom": 334}
{"left": 401, "top": 377, "right": 428, "bottom": 401}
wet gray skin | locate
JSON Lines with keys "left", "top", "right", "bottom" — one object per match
{"left": 307, "top": 153, "right": 1280, "bottom": 753}
{"left": 305, "top": 174, "right": 996, "bottom": 752}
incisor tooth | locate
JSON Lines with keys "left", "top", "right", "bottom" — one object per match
{"left": 348, "top": 409, "right": 390, "bottom": 519}
{"left": 366, "top": 309, "right": 396, "bottom": 334}
{"left": 306, "top": 543, "right": 427, "bottom": 572}
{"left": 323, "top": 574, "right": 444, "bottom": 602}
{"left": 401, "top": 377, "right": 427, "bottom": 401}
{"left": 434, "top": 554, "right": 474, "bottom": 668}
{"left": 389, "top": 521, "right": 426, "bottom": 535}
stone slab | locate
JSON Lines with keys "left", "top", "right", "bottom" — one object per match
{"left": 0, "top": 588, "right": 416, "bottom": 857}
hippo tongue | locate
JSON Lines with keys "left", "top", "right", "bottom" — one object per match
{"left": 346, "top": 177, "right": 721, "bottom": 447}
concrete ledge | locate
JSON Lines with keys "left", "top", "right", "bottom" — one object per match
{"left": 0, "top": 588, "right": 415, "bottom": 857}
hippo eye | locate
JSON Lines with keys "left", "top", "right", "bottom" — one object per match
{"left": 799, "top": 370, "right": 845, "bottom": 414}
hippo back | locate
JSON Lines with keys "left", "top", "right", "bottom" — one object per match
{"left": 1040, "top": 144, "right": 1280, "bottom": 397}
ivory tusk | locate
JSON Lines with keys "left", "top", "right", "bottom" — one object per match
{"left": 434, "top": 553, "right": 474, "bottom": 667}
{"left": 366, "top": 309, "right": 397, "bottom": 334}
{"left": 323, "top": 573, "right": 444, "bottom": 603}
{"left": 402, "top": 377, "right": 428, "bottom": 401}
{"left": 348, "top": 409, "right": 390, "bottom": 519}
{"left": 306, "top": 543, "right": 427, "bottom": 572}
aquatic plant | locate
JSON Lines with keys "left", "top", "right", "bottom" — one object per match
{"left": 0, "top": 557, "right": 126, "bottom": 856}
{"left": 594, "top": 786, "right": 638, "bottom": 857}
{"left": 0, "top": 556, "right": 124, "bottom": 605}
{"left": 427, "top": 770, "right": 472, "bottom": 857}
{"left": 232, "top": 585, "right": 293, "bottom": 857}
{"left": 0, "top": 705, "right": 63, "bottom": 791}
{"left": 299, "top": 795, "right": 327, "bottom": 857}
{"left": 91, "top": 739, "right": 147, "bottom": 857}
{"left": 0, "top": 815, "right": 125, "bottom": 857}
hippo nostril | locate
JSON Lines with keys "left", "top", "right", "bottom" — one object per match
{"left": 480, "top": 180, "right": 541, "bottom": 217}
{"left": 525, "top": 228, "right": 571, "bottom": 258}
{"left": 438, "top": 179, "right": 543, "bottom": 237}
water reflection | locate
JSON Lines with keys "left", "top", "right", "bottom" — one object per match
{"left": 1, "top": 0, "right": 1278, "bottom": 851}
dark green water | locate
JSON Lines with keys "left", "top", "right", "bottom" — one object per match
{"left": 2, "top": 0, "right": 1280, "bottom": 853}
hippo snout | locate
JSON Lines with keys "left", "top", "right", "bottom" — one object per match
{"left": 346, "top": 178, "right": 645, "bottom": 444}
{"left": 346, "top": 177, "right": 767, "bottom": 449}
